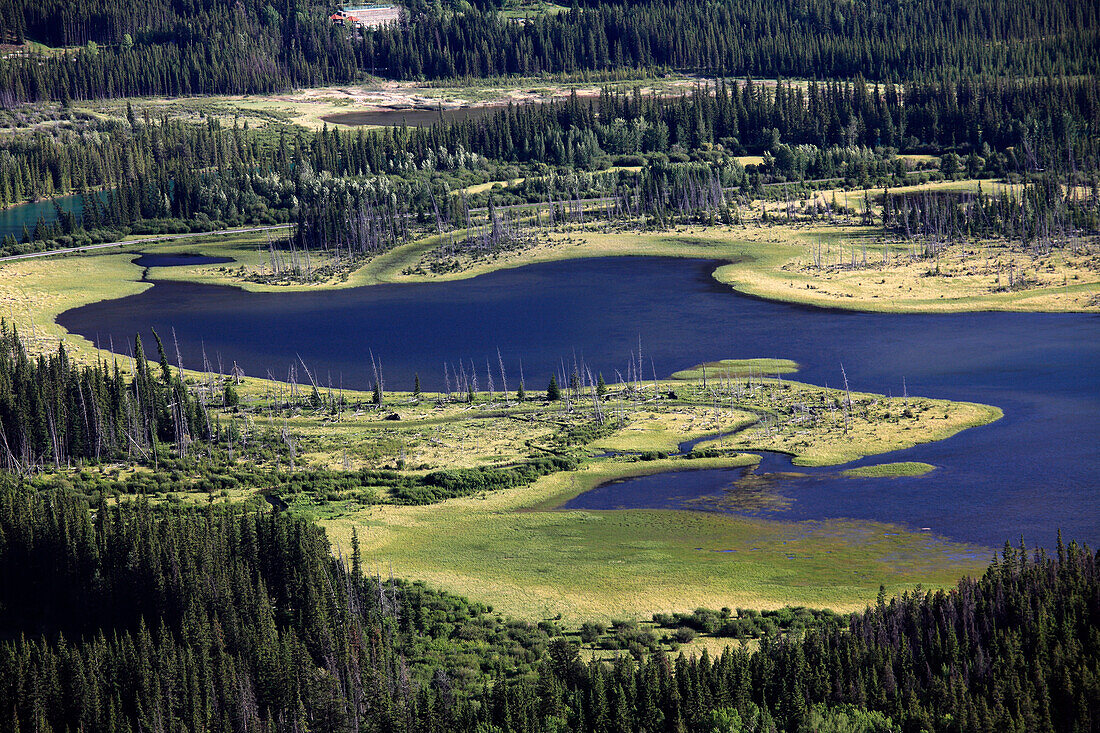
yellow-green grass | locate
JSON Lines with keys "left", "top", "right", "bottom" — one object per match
{"left": 203, "top": 369, "right": 996, "bottom": 479}
{"left": 0, "top": 251, "right": 149, "bottom": 358}
{"left": 297, "top": 378, "right": 997, "bottom": 622}
{"left": 672, "top": 635, "right": 756, "bottom": 660}
{"left": 285, "top": 401, "right": 560, "bottom": 472}
{"left": 364, "top": 223, "right": 1099, "bottom": 314}
{"left": 499, "top": 1, "right": 570, "bottom": 19}
{"left": 322, "top": 458, "right": 987, "bottom": 622}
{"left": 671, "top": 358, "right": 799, "bottom": 380}
{"left": 588, "top": 410, "right": 760, "bottom": 455}
{"left": 713, "top": 228, "right": 1099, "bottom": 313}
{"left": 459, "top": 177, "right": 526, "bottom": 195}
{"left": 175, "top": 359, "right": 996, "bottom": 483}
{"left": 670, "top": 378, "right": 1001, "bottom": 467}
{"left": 898, "top": 154, "right": 939, "bottom": 164}
{"left": 841, "top": 462, "right": 935, "bottom": 478}
{"left": 801, "top": 179, "right": 1022, "bottom": 214}
{"left": 61, "top": 369, "right": 994, "bottom": 623}
{"left": 79, "top": 75, "right": 706, "bottom": 131}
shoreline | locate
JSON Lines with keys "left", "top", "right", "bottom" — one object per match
{"left": 1, "top": 224, "right": 1095, "bottom": 372}
{"left": 138, "top": 225, "right": 1100, "bottom": 313}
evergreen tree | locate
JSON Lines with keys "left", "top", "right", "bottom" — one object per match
{"left": 547, "top": 375, "right": 561, "bottom": 401}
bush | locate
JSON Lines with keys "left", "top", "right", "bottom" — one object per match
{"left": 672, "top": 627, "right": 696, "bottom": 643}
{"left": 613, "top": 154, "right": 645, "bottom": 167}
{"left": 580, "top": 621, "right": 606, "bottom": 643}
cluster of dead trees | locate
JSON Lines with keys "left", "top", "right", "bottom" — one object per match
{"left": 882, "top": 174, "right": 1099, "bottom": 257}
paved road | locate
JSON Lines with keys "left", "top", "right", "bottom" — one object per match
{"left": 0, "top": 224, "right": 293, "bottom": 263}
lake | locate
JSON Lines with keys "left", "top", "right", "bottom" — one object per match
{"left": 131, "top": 253, "right": 235, "bottom": 268}
{"left": 57, "top": 256, "right": 1100, "bottom": 548}
{"left": 0, "top": 194, "right": 85, "bottom": 240}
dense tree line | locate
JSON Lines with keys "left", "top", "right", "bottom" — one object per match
{"left": 362, "top": 0, "right": 1098, "bottom": 82}
{"left": 437, "top": 78, "right": 1100, "bottom": 171}
{"left": 0, "top": 0, "right": 356, "bottom": 101}
{"left": 1, "top": 482, "right": 1095, "bottom": 731}
{"left": 2, "top": 0, "right": 1097, "bottom": 100}
{"left": 0, "top": 488, "right": 428, "bottom": 731}
{"left": 0, "top": 321, "right": 210, "bottom": 470}
{"left": 3, "top": 78, "right": 1094, "bottom": 211}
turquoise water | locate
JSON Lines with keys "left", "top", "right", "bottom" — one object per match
{"left": 0, "top": 195, "right": 85, "bottom": 240}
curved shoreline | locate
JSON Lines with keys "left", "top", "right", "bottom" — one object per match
{"left": 0, "top": 226, "right": 1093, "bottom": 379}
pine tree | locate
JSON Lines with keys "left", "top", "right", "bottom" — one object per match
{"left": 547, "top": 375, "right": 561, "bottom": 401}
{"left": 351, "top": 527, "right": 362, "bottom": 578}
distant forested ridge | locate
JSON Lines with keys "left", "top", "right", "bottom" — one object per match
{"left": 0, "top": 0, "right": 357, "bottom": 100}
{"left": 0, "top": 484, "right": 1095, "bottom": 732}
{"left": 3, "top": 77, "right": 1096, "bottom": 257}
{"left": 361, "top": 0, "right": 1098, "bottom": 81}
{"left": 0, "top": 0, "right": 1096, "bottom": 100}
{"left": 4, "top": 78, "right": 1096, "bottom": 208}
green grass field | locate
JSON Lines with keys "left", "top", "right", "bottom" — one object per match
{"left": 670, "top": 358, "right": 800, "bottom": 380}
{"left": 841, "top": 462, "right": 936, "bottom": 478}
{"left": 279, "top": 375, "right": 997, "bottom": 622}
{"left": 322, "top": 459, "right": 988, "bottom": 622}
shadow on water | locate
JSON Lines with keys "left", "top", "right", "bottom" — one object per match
{"left": 55, "top": 256, "right": 1100, "bottom": 548}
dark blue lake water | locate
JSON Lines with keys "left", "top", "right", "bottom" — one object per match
{"left": 56, "top": 256, "right": 1100, "bottom": 548}
{"left": 131, "top": 253, "right": 235, "bottom": 268}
